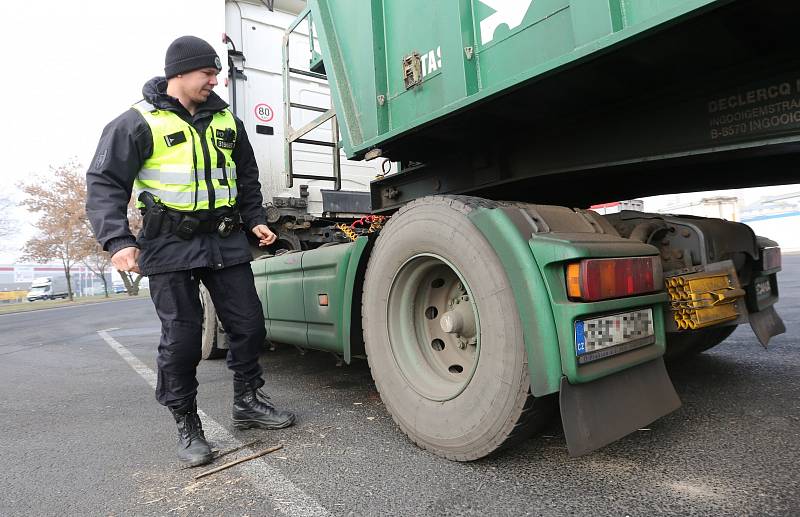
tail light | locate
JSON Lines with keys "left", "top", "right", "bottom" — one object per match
{"left": 566, "top": 257, "right": 662, "bottom": 301}
{"left": 761, "top": 246, "right": 781, "bottom": 272}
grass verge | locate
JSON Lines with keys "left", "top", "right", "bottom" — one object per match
{"left": 0, "top": 293, "right": 147, "bottom": 316}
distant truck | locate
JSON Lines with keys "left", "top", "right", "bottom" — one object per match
{"left": 26, "top": 277, "right": 69, "bottom": 302}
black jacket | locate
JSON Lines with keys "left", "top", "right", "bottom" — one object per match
{"left": 86, "top": 77, "right": 267, "bottom": 275}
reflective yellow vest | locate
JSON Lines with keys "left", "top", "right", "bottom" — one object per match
{"left": 132, "top": 100, "right": 238, "bottom": 211}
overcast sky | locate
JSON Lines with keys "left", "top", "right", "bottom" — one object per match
{"left": 0, "top": 0, "right": 226, "bottom": 262}
{"left": 0, "top": 1, "right": 796, "bottom": 263}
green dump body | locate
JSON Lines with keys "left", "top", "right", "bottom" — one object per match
{"left": 308, "top": 0, "right": 723, "bottom": 158}
{"left": 301, "top": 0, "right": 800, "bottom": 209}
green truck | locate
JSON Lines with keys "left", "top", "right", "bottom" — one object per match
{"left": 209, "top": 0, "right": 794, "bottom": 461}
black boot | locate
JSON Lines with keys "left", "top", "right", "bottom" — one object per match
{"left": 170, "top": 403, "right": 214, "bottom": 467}
{"left": 232, "top": 380, "right": 296, "bottom": 430}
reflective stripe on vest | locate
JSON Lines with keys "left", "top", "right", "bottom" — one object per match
{"left": 137, "top": 167, "right": 238, "bottom": 184}
{"left": 145, "top": 185, "right": 239, "bottom": 205}
{"left": 132, "top": 100, "right": 238, "bottom": 211}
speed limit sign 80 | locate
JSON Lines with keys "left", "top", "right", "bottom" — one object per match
{"left": 254, "top": 103, "right": 274, "bottom": 122}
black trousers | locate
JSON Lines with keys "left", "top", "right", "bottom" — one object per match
{"left": 148, "top": 263, "right": 266, "bottom": 410}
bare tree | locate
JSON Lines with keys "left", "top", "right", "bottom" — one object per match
{"left": 0, "top": 194, "right": 14, "bottom": 239}
{"left": 77, "top": 238, "right": 112, "bottom": 297}
{"left": 21, "top": 158, "right": 149, "bottom": 299}
{"left": 73, "top": 203, "right": 115, "bottom": 297}
{"left": 19, "top": 159, "right": 87, "bottom": 302}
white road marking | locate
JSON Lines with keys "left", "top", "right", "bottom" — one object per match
{"left": 97, "top": 329, "right": 331, "bottom": 517}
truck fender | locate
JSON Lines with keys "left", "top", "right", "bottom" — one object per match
{"left": 340, "top": 235, "right": 376, "bottom": 363}
{"left": 468, "top": 206, "right": 563, "bottom": 397}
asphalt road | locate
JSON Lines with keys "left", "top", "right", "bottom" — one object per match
{"left": 1, "top": 257, "right": 798, "bottom": 517}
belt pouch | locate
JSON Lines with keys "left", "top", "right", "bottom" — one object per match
{"left": 175, "top": 215, "right": 200, "bottom": 240}
{"left": 142, "top": 206, "right": 166, "bottom": 239}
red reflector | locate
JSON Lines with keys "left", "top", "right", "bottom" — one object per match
{"left": 570, "top": 257, "right": 662, "bottom": 301}
{"left": 762, "top": 247, "right": 781, "bottom": 271}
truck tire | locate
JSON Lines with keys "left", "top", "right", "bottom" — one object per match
{"left": 665, "top": 326, "right": 737, "bottom": 360}
{"left": 200, "top": 285, "right": 227, "bottom": 360}
{"left": 362, "top": 196, "right": 555, "bottom": 461}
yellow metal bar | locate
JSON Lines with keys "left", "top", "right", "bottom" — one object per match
{"left": 665, "top": 268, "right": 744, "bottom": 331}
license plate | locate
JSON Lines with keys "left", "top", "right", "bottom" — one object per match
{"left": 575, "top": 308, "right": 655, "bottom": 364}
{"left": 754, "top": 276, "right": 772, "bottom": 300}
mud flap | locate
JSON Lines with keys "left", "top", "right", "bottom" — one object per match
{"left": 559, "top": 358, "right": 681, "bottom": 457}
{"left": 749, "top": 305, "right": 786, "bottom": 347}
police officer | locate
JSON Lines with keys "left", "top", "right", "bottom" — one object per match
{"left": 86, "top": 36, "right": 295, "bottom": 467}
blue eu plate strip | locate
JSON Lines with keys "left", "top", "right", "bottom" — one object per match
{"left": 575, "top": 320, "right": 586, "bottom": 356}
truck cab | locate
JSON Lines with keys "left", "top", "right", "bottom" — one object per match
{"left": 26, "top": 277, "right": 68, "bottom": 302}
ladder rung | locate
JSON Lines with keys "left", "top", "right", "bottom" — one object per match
{"left": 292, "top": 174, "right": 338, "bottom": 182}
{"left": 287, "top": 109, "right": 336, "bottom": 143}
{"left": 289, "top": 67, "right": 327, "bottom": 80}
{"left": 295, "top": 138, "right": 336, "bottom": 147}
{"left": 290, "top": 102, "right": 328, "bottom": 113}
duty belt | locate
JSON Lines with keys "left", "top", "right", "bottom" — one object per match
{"left": 141, "top": 205, "right": 241, "bottom": 240}
{"left": 138, "top": 191, "right": 241, "bottom": 240}
{"left": 165, "top": 210, "right": 242, "bottom": 240}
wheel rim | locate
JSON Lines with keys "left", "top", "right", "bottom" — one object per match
{"left": 387, "top": 254, "right": 481, "bottom": 402}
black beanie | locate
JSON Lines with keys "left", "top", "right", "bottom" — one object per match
{"left": 164, "top": 36, "right": 222, "bottom": 78}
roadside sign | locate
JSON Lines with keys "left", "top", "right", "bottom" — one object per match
{"left": 14, "top": 267, "right": 34, "bottom": 283}
{"left": 254, "top": 103, "right": 274, "bottom": 122}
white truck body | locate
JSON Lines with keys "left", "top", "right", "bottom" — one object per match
{"left": 26, "top": 276, "right": 69, "bottom": 301}
{"left": 224, "top": 0, "right": 376, "bottom": 216}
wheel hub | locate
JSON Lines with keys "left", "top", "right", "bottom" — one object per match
{"left": 387, "top": 254, "right": 481, "bottom": 401}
